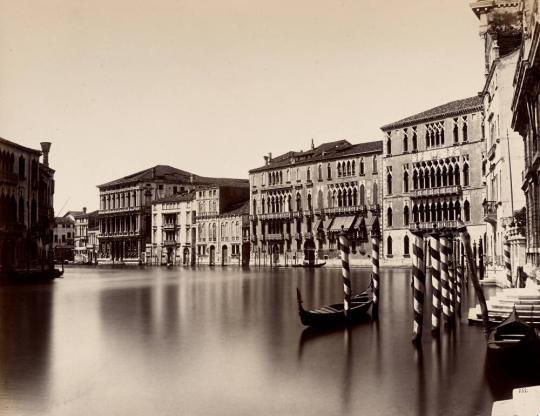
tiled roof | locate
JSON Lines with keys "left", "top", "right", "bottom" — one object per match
{"left": 221, "top": 200, "right": 250, "bottom": 216}
{"left": 55, "top": 217, "right": 74, "bottom": 225}
{"left": 153, "top": 191, "right": 196, "bottom": 204}
{"left": 249, "top": 139, "right": 382, "bottom": 173}
{"left": 0, "top": 137, "right": 42, "bottom": 155}
{"left": 98, "top": 165, "right": 247, "bottom": 188}
{"left": 380, "top": 95, "right": 483, "bottom": 131}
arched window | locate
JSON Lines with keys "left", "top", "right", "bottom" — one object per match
{"left": 412, "top": 128, "right": 417, "bottom": 151}
{"left": 442, "top": 202, "right": 448, "bottom": 220}
{"left": 463, "top": 163, "right": 470, "bottom": 186}
{"left": 453, "top": 118, "right": 459, "bottom": 143}
{"left": 352, "top": 160, "right": 356, "bottom": 176}
{"left": 346, "top": 161, "right": 351, "bottom": 176}
{"left": 387, "top": 174, "right": 393, "bottom": 195}
{"left": 327, "top": 163, "right": 332, "bottom": 179}
{"left": 404, "top": 235, "right": 410, "bottom": 256}
{"left": 419, "top": 170, "right": 424, "bottom": 189}
{"left": 403, "top": 130, "right": 408, "bottom": 153}
{"left": 425, "top": 126, "right": 430, "bottom": 148}
{"left": 337, "top": 189, "right": 343, "bottom": 207}
{"left": 403, "top": 171, "right": 409, "bottom": 193}
{"left": 359, "top": 158, "right": 364, "bottom": 175}
{"left": 347, "top": 188, "right": 353, "bottom": 206}
{"left": 387, "top": 236, "right": 393, "bottom": 256}
{"left": 353, "top": 188, "right": 358, "bottom": 206}
{"left": 436, "top": 167, "right": 442, "bottom": 187}
{"left": 296, "top": 193, "right": 302, "bottom": 211}
{"left": 307, "top": 167, "right": 311, "bottom": 181}
{"left": 387, "top": 137, "right": 392, "bottom": 155}
{"left": 327, "top": 190, "right": 332, "bottom": 208}
{"left": 464, "top": 200, "right": 471, "bottom": 222}
{"left": 404, "top": 205, "right": 410, "bottom": 225}
{"left": 261, "top": 197, "right": 265, "bottom": 213}
{"left": 448, "top": 201, "right": 455, "bottom": 220}
{"left": 318, "top": 164, "right": 322, "bottom": 180}
{"left": 280, "top": 171, "right": 283, "bottom": 183}
{"left": 425, "top": 203, "right": 431, "bottom": 222}
{"left": 413, "top": 170, "right": 418, "bottom": 189}
{"left": 221, "top": 222, "right": 226, "bottom": 238}
{"left": 372, "top": 183, "right": 378, "bottom": 205}
{"left": 307, "top": 193, "right": 312, "bottom": 210}
{"left": 442, "top": 166, "right": 448, "bottom": 187}
{"left": 252, "top": 199, "right": 257, "bottom": 214}
{"left": 387, "top": 207, "right": 393, "bottom": 227}
{"left": 412, "top": 205, "right": 418, "bottom": 223}
{"left": 455, "top": 201, "right": 461, "bottom": 220}
{"left": 462, "top": 117, "right": 468, "bottom": 142}
{"left": 359, "top": 185, "right": 365, "bottom": 206}
{"left": 372, "top": 156, "right": 378, "bottom": 173}
{"left": 454, "top": 165, "right": 460, "bottom": 185}
{"left": 419, "top": 205, "right": 425, "bottom": 222}
{"left": 212, "top": 223, "right": 217, "bottom": 240}
{"left": 317, "top": 190, "right": 323, "bottom": 209}
{"left": 448, "top": 165, "right": 454, "bottom": 186}
{"left": 286, "top": 169, "right": 290, "bottom": 182}
{"left": 430, "top": 167, "right": 436, "bottom": 189}
{"left": 337, "top": 163, "right": 342, "bottom": 177}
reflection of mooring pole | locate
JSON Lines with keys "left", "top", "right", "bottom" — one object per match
{"left": 455, "top": 239, "right": 462, "bottom": 314}
{"left": 339, "top": 232, "right": 352, "bottom": 320}
{"left": 459, "top": 227, "right": 490, "bottom": 339}
{"left": 440, "top": 235, "right": 451, "bottom": 325}
{"left": 411, "top": 230, "right": 426, "bottom": 343}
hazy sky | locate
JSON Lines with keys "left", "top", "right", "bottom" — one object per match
{"left": 0, "top": 0, "right": 484, "bottom": 213}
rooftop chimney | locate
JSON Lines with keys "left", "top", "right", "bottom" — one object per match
{"left": 311, "top": 138, "right": 315, "bottom": 150}
{"left": 83, "top": 207, "right": 87, "bottom": 214}
{"left": 40, "top": 142, "right": 51, "bottom": 167}
{"left": 264, "top": 156, "right": 269, "bottom": 165}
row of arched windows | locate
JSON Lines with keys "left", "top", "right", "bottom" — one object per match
{"left": 101, "top": 191, "right": 139, "bottom": 211}
{"left": 385, "top": 235, "right": 409, "bottom": 256}
{"left": 198, "top": 221, "right": 241, "bottom": 241}
{"left": 406, "top": 161, "right": 470, "bottom": 191}
{"left": 385, "top": 200, "right": 471, "bottom": 227}
{"left": 100, "top": 216, "right": 138, "bottom": 234}
{"left": 0, "top": 150, "right": 15, "bottom": 174}
{"left": 254, "top": 183, "right": 379, "bottom": 214}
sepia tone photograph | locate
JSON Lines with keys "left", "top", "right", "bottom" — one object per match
{"left": 1, "top": 0, "right": 540, "bottom": 415}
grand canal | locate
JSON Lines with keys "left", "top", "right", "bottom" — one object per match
{"left": 1, "top": 266, "right": 539, "bottom": 416}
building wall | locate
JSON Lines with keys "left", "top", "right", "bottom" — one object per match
{"left": 382, "top": 109, "right": 486, "bottom": 260}
{"left": 196, "top": 214, "right": 245, "bottom": 266}
{"left": 249, "top": 151, "right": 382, "bottom": 265}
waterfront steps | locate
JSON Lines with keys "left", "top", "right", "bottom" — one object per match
{"left": 468, "top": 287, "right": 540, "bottom": 326}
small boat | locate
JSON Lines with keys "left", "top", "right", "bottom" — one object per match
{"left": 487, "top": 307, "right": 539, "bottom": 356}
{"left": 291, "top": 261, "right": 326, "bottom": 268}
{"left": 296, "top": 288, "right": 372, "bottom": 327}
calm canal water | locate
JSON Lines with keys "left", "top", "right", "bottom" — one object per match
{"left": 1, "top": 266, "right": 539, "bottom": 416}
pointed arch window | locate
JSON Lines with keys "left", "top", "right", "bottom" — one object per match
{"left": 327, "top": 163, "right": 332, "bottom": 179}
{"left": 359, "top": 185, "right": 365, "bottom": 206}
{"left": 372, "top": 183, "right": 378, "bottom": 205}
{"left": 463, "top": 163, "right": 470, "bottom": 186}
{"left": 387, "top": 236, "right": 393, "bottom": 256}
{"left": 296, "top": 193, "right": 302, "bottom": 211}
{"left": 464, "top": 200, "right": 471, "bottom": 222}
{"left": 387, "top": 173, "right": 393, "bottom": 195}
{"left": 359, "top": 158, "right": 365, "bottom": 175}
{"left": 387, "top": 207, "right": 393, "bottom": 227}
{"left": 462, "top": 117, "right": 468, "bottom": 142}
{"left": 318, "top": 164, "right": 322, "bottom": 180}
{"left": 412, "top": 127, "right": 417, "bottom": 151}
{"left": 386, "top": 135, "right": 392, "bottom": 155}
{"left": 403, "top": 129, "right": 408, "bottom": 153}
{"left": 404, "top": 235, "right": 410, "bottom": 256}
{"left": 337, "top": 163, "right": 342, "bottom": 178}
{"left": 307, "top": 167, "right": 311, "bottom": 181}
{"left": 403, "top": 205, "right": 410, "bottom": 225}
{"left": 403, "top": 171, "right": 409, "bottom": 193}
{"left": 413, "top": 170, "right": 418, "bottom": 190}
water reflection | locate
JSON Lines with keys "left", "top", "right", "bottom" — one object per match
{"left": 0, "top": 266, "right": 533, "bottom": 415}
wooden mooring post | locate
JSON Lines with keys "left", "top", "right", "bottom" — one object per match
{"left": 371, "top": 217, "right": 381, "bottom": 319}
{"left": 504, "top": 238, "right": 512, "bottom": 287}
{"left": 339, "top": 233, "right": 352, "bottom": 320}
{"left": 430, "top": 234, "right": 441, "bottom": 334}
{"left": 440, "top": 235, "right": 452, "bottom": 324}
{"left": 411, "top": 231, "right": 426, "bottom": 343}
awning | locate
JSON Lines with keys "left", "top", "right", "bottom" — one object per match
{"left": 329, "top": 216, "right": 356, "bottom": 232}
{"left": 323, "top": 218, "right": 334, "bottom": 231}
{"left": 313, "top": 219, "right": 323, "bottom": 230}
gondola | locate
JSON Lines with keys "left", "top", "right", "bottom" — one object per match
{"left": 487, "top": 307, "right": 539, "bottom": 358}
{"left": 291, "top": 261, "right": 326, "bottom": 268}
{"left": 296, "top": 288, "right": 372, "bottom": 327}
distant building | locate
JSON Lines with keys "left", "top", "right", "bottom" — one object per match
{"left": 53, "top": 214, "right": 76, "bottom": 262}
{"left": 150, "top": 192, "right": 197, "bottom": 265}
{"left": 195, "top": 185, "right": 250, "bottom": 266}
{"left": 471, "top": 0, "right": 526, "bottom": 279}
{"left": 0, "top": 138, "right": 55, "bottom": 274}
{"left": 380, "top": 96, "right": 486, "bottom": 260}
{"left": 73, "top": 208, "right": 99, "bottom": 264}
{"left": 98, "top": 165, "right": 248, "bottom": 264}
{"left": 248, "top": 139, "right": 382, "bottom": 266}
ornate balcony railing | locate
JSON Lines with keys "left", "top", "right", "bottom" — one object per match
{"left": 266, "top": 233, "right": 284, "bottom": 241}
{"left": 409, "top": 185, "right": 462, "bottom": 199}
{"left": 483, "top": 201, "right": 498, "bottom": 224}
{"left": 325, "top": 205, "right": 367, "bottom": 215}
{"left": 257, "top": 212, "right": 292, "bottom": 221}
{"left": 162, "top": 223, "right": 178, "bottom": 230}
{"left": 408, "top": 220, "right": 464, "bottom": 232}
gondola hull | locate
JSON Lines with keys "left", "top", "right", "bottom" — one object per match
{"left": 487, "top": 308, "right": 540, "bottom": 362}
{"left": 291, "top": 262, "right": 326, "bottom": 268}
{"left": 297, "top": 289, "right": 372, "bottom": 327}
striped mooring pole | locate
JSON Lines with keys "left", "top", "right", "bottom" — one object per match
{"left": 339, "top": 233, "right": 352, "bottom": 319}
{"left": 448, "top": 237, "right": 455, "bottom": 320}
{"left": 455, "top": 239, "right": 462, "bottom": 312}
{"left": 439, "top": 235, "right": 452, "bottom": 323}
{"left": 371, "top": 217, "right": 381, "bottom": 319}
{"left": 504, "top": 238, "right": 512, "bottom": 287}
{"left": 411, "top": 231, "right": 426, "bottom": 343}
{"left": 461, "top": 242, "right": 467, "bottom": 286}
{"left": 430, "top": 234, "right": 441, "bottom": 333}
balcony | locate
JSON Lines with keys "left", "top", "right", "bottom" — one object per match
{"left": 257, "top": 212, "right": 292, "bottom": 221}
{"left": 293, "top": 210, "right": 303, "bottom": 219}
{"left": 0, "top": 171, "right": 18, "bottom": 184}
{"left": 408, "top": 220, "right": 464, "bottom": 232}
{"left": 303, "top": 232, "right": 314, "bottom": 240}
{"left": 162, "top": 223, "right": 178, "bottom": 230}
{"left": 325, "top": 205, "right": 368, "bottom": 216}
{"left": 483, "top": 201, "right": 498, "bottom": 225}
{"left": 409, "top": 185, "right": 462, "bottom": 199}
{"left": 295, "top": 232, "right": 302, "bottom": 240}
{"left": 266, "top": 233, "right": 284, "bottom": 241}
{"left": 163, "top": 240, "right": 177, "bottom": 246}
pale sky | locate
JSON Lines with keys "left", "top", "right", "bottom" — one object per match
{"left": 0, "top": 0, "right": 484, "bottom": 213}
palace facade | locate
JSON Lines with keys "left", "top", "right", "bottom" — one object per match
{"left": 471, "top": 0, "right": 526, "bottom": 278}
{"left": 0, "top": 138, "right": 55, "bottom": 273}
{"left": 380, "top": 96, "right": 487, "bottom": 260}
{"left": 248, "top": 139, "right": 382, "bottom": 266}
